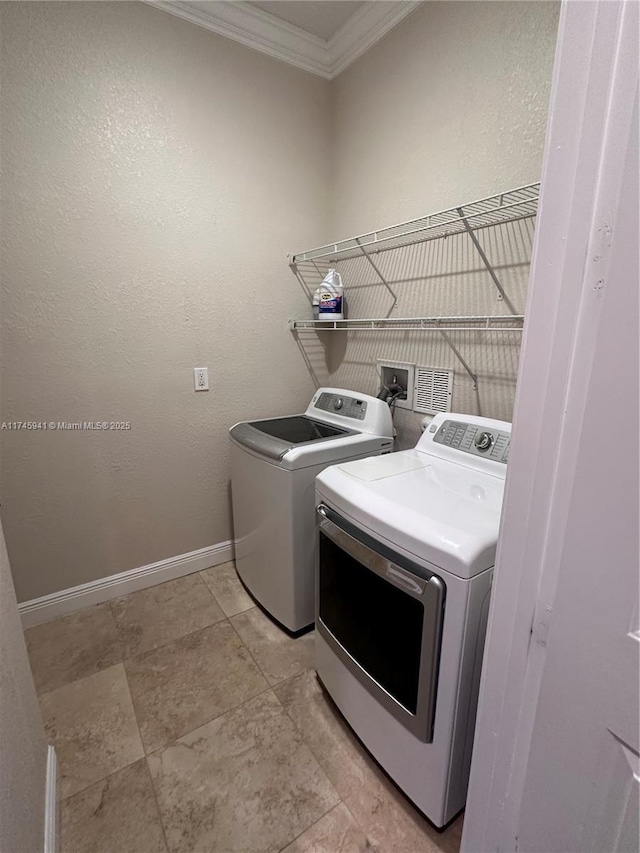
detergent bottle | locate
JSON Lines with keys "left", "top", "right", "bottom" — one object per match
{"left": 317, "top": 269, "right": 345, "bottom": 321}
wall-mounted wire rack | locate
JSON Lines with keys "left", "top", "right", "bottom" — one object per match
{"left": 288, "top": 182, "right": 539, "bottom": 389}
{"left": 288, "top": 315, "right": 525, "bottom": 333}
{"left": 288, "top": 316, "right": 525, "bottom": 389}
{"left": 291, "top": 183, "right": 539, "bottom": 264}
{"left": 289, "top": 182, "right": 539, "bottom": 312}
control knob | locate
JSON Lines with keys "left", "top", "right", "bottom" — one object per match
{"left": 474, "top": 431, "right": 493, "bottom": 451}
{"left": 333, "top": 398, "right": 343, "bottom": 411}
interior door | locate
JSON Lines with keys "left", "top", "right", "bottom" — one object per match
{"left": 462, "top": 2, "right": 639, "bottom": 851}
{"left": 515, "top": 84, "right": 639, "bottom": 850}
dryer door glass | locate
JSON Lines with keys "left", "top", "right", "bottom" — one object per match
{"left": 319, "top": 532, "right": 424, "bottom": 713}
{"left": 316, "top": 506, "right": 444, "bottom": 742}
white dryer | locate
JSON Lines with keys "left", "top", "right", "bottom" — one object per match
{"left": 314, "top": 412, "right": 511, "bottom": 827}
{"left": 229, "top": 389, "right": 393, "bottom": 633}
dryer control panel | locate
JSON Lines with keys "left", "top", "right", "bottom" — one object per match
{"left": 433, "top": 419, "right": 510, "bottom": 464}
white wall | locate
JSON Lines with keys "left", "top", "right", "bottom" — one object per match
{"left": 0, "top": 1, "right": 561, "bottom": 601}
{"left": 0, "top": 518, "right": 48, "bottom": 852}
{"left": 0, "top": 1, "right": 332, "bottom": 602}
{"left": 322, "top": 0, "right": 559, "bottom": 447}
{"left": 0, "top": 12, "right": 49, "bottom": 848}
{"left": 331, "top": 0, "right": 560, "bottom": 235}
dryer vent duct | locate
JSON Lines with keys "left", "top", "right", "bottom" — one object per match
{"left": 414, "top": 367, "right": 454, "bottom": 415}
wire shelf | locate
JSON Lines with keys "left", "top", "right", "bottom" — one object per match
{"left": 288, "top": 183, "right": 536, "bottom": 389}
{"left": 291, "top": 183, "right": 539, "bottom": 263}
{"left": 289, "top": 315, "right": 525, "bottom": 333}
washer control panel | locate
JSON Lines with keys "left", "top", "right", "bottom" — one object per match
{"left": 313, "top": 392, "right": 367, "bottom": 421}
{"left": 433, "top": 419, "right": 510, "bottom": 463}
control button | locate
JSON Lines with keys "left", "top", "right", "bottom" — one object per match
{"left": 474, "top": 431, "right": 493, "bottom": 451}
{"left": 334, "top": 398, "right": 343, "bottom": 410}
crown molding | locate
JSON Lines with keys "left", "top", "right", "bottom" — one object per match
{"left": 144, "top": 1, "right": 421, "bottom": 80}
{"left": 145, "top": 1, "right": 332, "bottom": 77}
{"left": 328, "top": 1, "right": 422, "bottom": 78}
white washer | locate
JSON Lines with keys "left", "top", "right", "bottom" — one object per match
{"left": 229, "top": 389, "right": 393, "bottom": 633}
{"left": 315, "top": 412, "right": 511, "bottom": 827}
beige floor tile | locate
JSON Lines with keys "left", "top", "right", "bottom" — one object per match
{"left": 274, "top": 670, "right": 374, "bottom": 801}
{"left": 199, "top": 562, "right": 253, "bottom": 617}
{"left": 40, "top": 664, "right": 144, "bottom": 800}
{"left": 147, "top": 690, "right": 340, "bottom": 853}
{"left": 440, "top": 815, "right": 464, "bottom": 853}
{"left": 277, "top": 671, "right": 462, "bottom": 853}
{"left": 25, "top": 603, "right": 121, "bottom": 694}
{"left": 230, "top": 607, "right": 314, "bottom": 685}
{"left": 125, "top": 620, "right": 268, "bottom": 752}
{"left": 60, "top": 759, "right": 167, "bottom": 853}
{"left": 110, "top": 574, "right": 225, "bottom": 659}
{"left": 343, "top": 761, "right": 463, "bottom": 853}
{"left": 281, "top": 803, "right": 376, "bottom": 853}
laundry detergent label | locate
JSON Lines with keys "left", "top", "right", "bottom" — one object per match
{"left": 318, "top": 292, "right": 342, "bottom": 314}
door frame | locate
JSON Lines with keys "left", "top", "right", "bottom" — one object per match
{"left": 461, "top": 2, "right": 639, "bottom": 850}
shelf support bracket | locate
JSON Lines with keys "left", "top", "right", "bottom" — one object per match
{"left": 355, "top": 238, "right": 398, "bottom": 312}
{"left": 438, "top": 329, "right": 478, "bottom": 389}
{"left": 288, "top": 255, "right": 316, "bottom": 305}
{"left": 457, "top": 208, "right": 517, "bottom": 314}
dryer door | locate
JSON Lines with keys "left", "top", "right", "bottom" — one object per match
{"left": 316, "top": 504, "right": 445, "bottom": 742}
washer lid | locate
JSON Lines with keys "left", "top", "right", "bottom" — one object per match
{"left": 230, "top": 416, "right": 355, "bottom": 462}
{"left": 316, "top": 450, "right": 506, "bottom": 578}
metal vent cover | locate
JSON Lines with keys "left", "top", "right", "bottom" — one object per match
{"left": 413, "top": 366, "right": 453, "bottom": 415}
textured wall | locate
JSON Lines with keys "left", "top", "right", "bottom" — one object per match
{"left": 0, "top": 17, "right": 49, "bottom": 849}
{"left": 0, "top": 518, "right": 48, "bottom": 852}
{"left": 0, "top": 2, "right": 332, "bottom": 601}
{"left": 322, "top": 0, "right": 560, "bottom": 448}
{"left": 0, "top": 1, "right": 559, "bottom": 602}
{"left": 331, "top": 1, "right": 560, "bottom": 234}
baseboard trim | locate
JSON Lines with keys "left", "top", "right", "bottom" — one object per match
{"left": 19, "top": 540, "right": 235, "bottom": 628}
{"left": 44, "top": 745, "right": 57, "bottom": 853}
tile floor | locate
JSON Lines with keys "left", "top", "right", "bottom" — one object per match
{"left": 25, "top": 562, "right": 463, "bottom": 853}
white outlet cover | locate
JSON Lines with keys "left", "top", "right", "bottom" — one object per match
{"left": 194, "top": 367, "right": 209, "bottom": 391}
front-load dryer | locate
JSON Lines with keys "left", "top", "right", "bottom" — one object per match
{"left": 229, "top": 389, "right": 393, "bottom": 633}
{"left": 314, "top": 412, "right": 511, "bottom": 827}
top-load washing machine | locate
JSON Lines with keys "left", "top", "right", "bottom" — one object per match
{"left": 314, "top": 412, "right": 511, "bottom": 827}
{"left": 229, "top": 388, "right": 393, "bottom": 633}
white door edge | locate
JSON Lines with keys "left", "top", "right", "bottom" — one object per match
{"left": 461, "top": 2, "right": 639, "bottom": 851}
